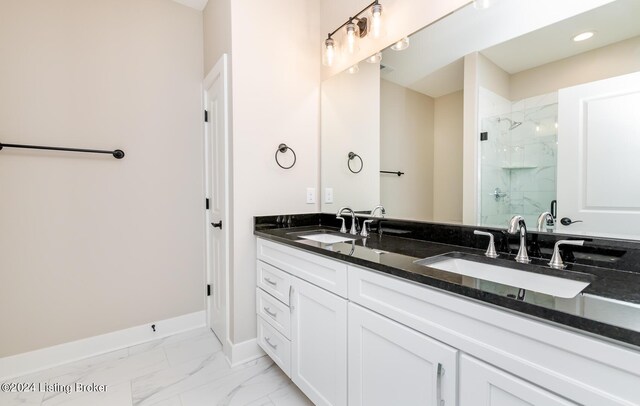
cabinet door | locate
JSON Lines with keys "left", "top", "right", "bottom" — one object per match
{"left": 348, "top": 303, "right": 457, "bottom": 406}
{"left": 291, "top": 277, "right": 348, "bottom": 406}
{"left": 460, "top": 355, "right": 578, "bottom": 406}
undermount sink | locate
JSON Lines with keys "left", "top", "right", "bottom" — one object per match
{"left": 415, "top": 253, "right": 591, "bottom": 299}
{"left": 286, "top": 229, "right": 358, "bottom": 244}
{"left": 299, "top": 233, "right": 357, "bottom": 244}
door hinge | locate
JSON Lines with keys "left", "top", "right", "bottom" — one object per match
{"left": 204, "top": 110, "right": 209, "bottom": 122}
{"left": 207, "top": 284, "right": 211, "bottom": 297}
{"left": 480, "top": 131, "right": 488, "bottom": 141}
{"left": 206, "top": 198, "right": 210, "bottom": 210}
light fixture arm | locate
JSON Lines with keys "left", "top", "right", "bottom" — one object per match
{"left": 326, "top": 0, "right": 379, "bottom": 40}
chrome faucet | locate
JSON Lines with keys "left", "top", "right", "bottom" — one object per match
{"left": 537, "top": 212, "right": 555, "bottom": 232}
{"left": 370, "top": 205, "right": 386, "bottom": 217}
{"left": 507, "top": 215, "right": 530, "bottom": 263}
{"left": 337, "top": 207, "right": 358, "bottom": 235}
{"left": 549, "top": 240, "right": 584, "bottom": 269}
{"left": 360, "top": 219, "right": 374, "bottom": 237}
{"left": 474, "top": 230, "right": 498, "bottom": 258}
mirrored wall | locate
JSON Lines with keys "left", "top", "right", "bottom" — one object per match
{"left": 320, "top": 0, "right": 640, "bottom": 240}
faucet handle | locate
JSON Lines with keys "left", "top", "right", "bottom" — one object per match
{"left": 474, "top": 230, "right": 499, "bottom": 258}
{"left": 336, "top": 216, "right": 347, "bottom": 233}
{"left": 361, "top": 220, "right": 374, "bottom": 237}
{"left": 549, "top": 240, "right": 584, "bottom": 270}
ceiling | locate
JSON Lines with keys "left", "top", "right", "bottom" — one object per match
{"left": 380, "top": 0, "right": 640, "bottom": 98}
{"left": 172, "top": 0, "right": 208, "bottom": 11}
{"left": 482, "top": 0, "right": 640, "bottom": 74}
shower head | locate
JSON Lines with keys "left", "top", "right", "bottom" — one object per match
{"left": 498, "top": 117, "right": 522, "bottom": 130}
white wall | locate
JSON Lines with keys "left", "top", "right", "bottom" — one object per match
{"left": 433, "top": 90, "right": 464, "bottom": 223}
{"left": 228, "top": 0, "right": 321, "bottom": 343}
{"left": 509, "top": 35, "right": 640, "bottom": 100}
{"left": 380, "top": 79, "right": 433, "bottom": 220}
{"left": 203, "top": 0, "right": 232, "bottom": 74}
{"left": 0, "top": 0, "right": 204, "bottom": 357}
{"left": 322, "top": 64, "right": 380, "bottom": 212}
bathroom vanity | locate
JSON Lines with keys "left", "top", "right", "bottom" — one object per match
{"left": 254, "top": 215, "right": 640, "bottom": 406}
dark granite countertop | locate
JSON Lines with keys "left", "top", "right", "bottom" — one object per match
{"left": 255, "top": 218, "right": 640, "bottom": 349}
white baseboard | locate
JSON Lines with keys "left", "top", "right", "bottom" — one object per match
{"left": 224, "top": 337, "right": 265, "bottom": 368}
{"left": 0, "top": 311, "right": 205, "bottom": 380}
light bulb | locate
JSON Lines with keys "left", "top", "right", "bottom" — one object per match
{"left": 391, "top": 37, "right": 410, "bottom": 51}
{"left": 366, "top": 52, "right": 382, "bottom": 64}
{"left": 573, "top": 31, "right": 595, "bottom": 42}
{"left": 371, "top": 4, "right": 383, "bottom": 39}
{"left": 348, "top": 64, "right": 360, "bottom": 74}
{"left": 345, "top": 22, "right": 358, "bottom": 55}
{"left": 474, "top": 0, "right": 491, "bottom": 9}
{"left": 322, "top": 37, "right": 336, "bottom": 67}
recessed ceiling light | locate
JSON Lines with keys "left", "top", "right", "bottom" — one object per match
{"left": 573, "top": 31, "right": 595, "bottom": 42}
{"left": 391, "top": 37, "right": 410, "bottom": 51}
{"left": 366, "top": 52, "right": 382, "bottom": 64}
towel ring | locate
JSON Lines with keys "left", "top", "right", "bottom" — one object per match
{"left": 348, "top": 152, "right": 363, "bottom": 174}
{"left": 275, "top": 143, "right": 296, "bottom": 169}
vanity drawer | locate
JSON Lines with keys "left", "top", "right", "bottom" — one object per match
{"left": 258, "top": 315, "right": 291, "bottom": 377}
{"left": 257, "top": 288, "right": 291, "bottom": 338}
{"left": 257, "top": 238, "right": 348, "bottom": 298}
{"left": 257, "top": 260, "right": 292, "bottom": 305}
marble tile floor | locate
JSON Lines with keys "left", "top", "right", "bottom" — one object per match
{"left": 1, "top": 327, "right": 313, "bottom": 406}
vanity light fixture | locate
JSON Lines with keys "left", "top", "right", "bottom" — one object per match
{"left": 348, "top": 64, "right": 360, "bottom": 74}
{"left": 573, "top": 31, "right": 595, "bottom": 42}
{"left": 323, "top": 37, "right": 337, "bottom": 67}
{"left": 345, "top": 22, "right": 359, "bottom": 55}
{"left": 366, "top": 52, "right": 382, "bottom": 64}
{"left": 322, "top": 1, "right": 383, "bottom": 67}
{"left": 370, "top": 3, "right": 383, "bottom": 39}
{"left": 391, "top": 37, "right": 410, "bottom": 51}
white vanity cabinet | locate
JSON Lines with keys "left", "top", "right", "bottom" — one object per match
{"left": 256, "top": 238, "right": 348, "bottom": 406}
{"left": 291, "top": 276, "right": 348, "bottom": 406}
{"left": 348, "top": 303, "right": 457, "bottom": 406}
{"left": 459, "top": 354, "right": 578, "bottom": 406}
{"left": 256, "top": 238, "right": 640, "bottom": 406}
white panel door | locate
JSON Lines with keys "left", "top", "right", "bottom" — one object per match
{"left": 557, "top": 71, "right": 640, "bottom": 238}
{"left": 460, "top": 354, "right": 578, "bottom": 406}
{"left": 204, "top": 55, "right": 229, "bottom": 344}
{"left": 348, "top": 303, "right": 457, "bottom": 406}
{"left": 291, "top": 277, "right": 348, "bottom": 406}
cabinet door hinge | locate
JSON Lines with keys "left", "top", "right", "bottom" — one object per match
{"left": 206, "top": 198, "right": 210, "bottom": 210}
{"left": 207, "top": 284, "right": 211, "bottom": 297}
{"left": 204, "top": 110, "right": 209, "bottom": 122}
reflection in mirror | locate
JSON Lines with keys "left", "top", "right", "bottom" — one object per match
{"left": 320, "top": 0, "right": 640, "bottom": 239}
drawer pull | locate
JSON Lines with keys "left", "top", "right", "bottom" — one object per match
{"left": 264, "top": 277, "right": 278, "bottom": 286}
{"left": 265, "top": 337, "right": 278, "bottom": 350}
{"left": 263, "top": 307, "right": 278, "bottom": 318}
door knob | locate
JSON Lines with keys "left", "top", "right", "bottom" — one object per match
{"left": 560, "top": 217, "right": 583, "bottom": 226}
{"left": 211, "top": 221, "right": 222, "bottom": 229}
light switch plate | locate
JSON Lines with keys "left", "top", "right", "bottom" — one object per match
{"left": 306, "top": 187, "right": 316, "bottom": 204}
{"left": 324, "top": 188, "right": 333, "bottom": 204}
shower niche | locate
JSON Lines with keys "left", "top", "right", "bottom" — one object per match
{"left": 479, "top": 89, "right": 558, "bottom": 228}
